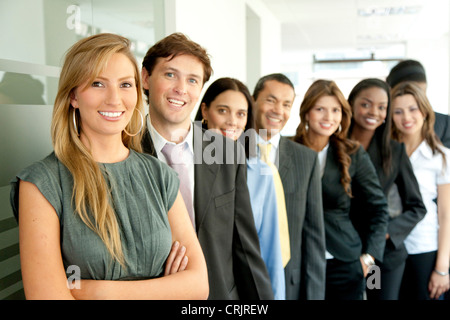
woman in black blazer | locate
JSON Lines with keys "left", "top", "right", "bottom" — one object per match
{"left": 292, "top": 79, "right": 389, "bottom": 300}
{"left": 348, "top": 78, "right": 427, "bottom": 300}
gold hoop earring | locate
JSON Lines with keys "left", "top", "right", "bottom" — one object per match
{"left": 124, "top": 109, "right": 144, "bottom": 137}
{"left": 72, "top": 108, "right": 80, "bottom": 136}
{"left": 202, "top": 118, "right": 208, "bottom": 125}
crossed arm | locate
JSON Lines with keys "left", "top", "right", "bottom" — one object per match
{"left": 18, "top": 180, "right": 208, "bottom": 300}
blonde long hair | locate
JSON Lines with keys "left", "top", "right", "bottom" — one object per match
{"left": 51, "top": 33, "right": 144, "bottom": 266}
{"left": 293, "top": 79, "right": 359, "bottom": 197}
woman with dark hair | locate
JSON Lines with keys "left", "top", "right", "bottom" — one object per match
{"left": 195, "top": 77, "right": 253, "bottom": 137}
{"left": 391, "top": 81, "right": 450, "bottom": 300}
{"left": 292, "top": 79, "right": 388, "bottom": 300}
{"left": 348, "top": 78, "right": 426, "bottom": 300}
{"left": 195, "top": 77, "right": 285, "bottom": 299}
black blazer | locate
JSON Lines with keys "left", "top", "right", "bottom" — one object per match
{"left": 323, "top": 144, "right": 389, "bottom": 263}
{"left": 278, "top": 137, "right": 326, "bottom": 300}
{"left": 142, "top": 123, "right": 273, "bottom": 300}
{"left": 364, "top": 135, "right": 426, "bottom": 270}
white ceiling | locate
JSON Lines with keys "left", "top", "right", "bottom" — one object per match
{"left": 261, "top": 0, "right": 449, "bottom": 52}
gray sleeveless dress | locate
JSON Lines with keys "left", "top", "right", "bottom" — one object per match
{"left": 10, "top": 149, "right": 179, "bottom": 280}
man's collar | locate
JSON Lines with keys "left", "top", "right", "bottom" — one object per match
{"left": 256, "top": 131, "right": 281, "bottom": 148}
{"left": 147, "top": 115, "right": 194, "bottom": 155}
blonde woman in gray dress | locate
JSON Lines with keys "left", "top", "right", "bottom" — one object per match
{"left": 10, "top": 33, "right": 208, "bottom": 299}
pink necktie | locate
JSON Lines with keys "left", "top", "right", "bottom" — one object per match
{"left": 161, "top": 143, "right": 195, "bottom": 229}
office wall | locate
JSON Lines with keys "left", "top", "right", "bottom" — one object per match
{"left": 164, "top": 0, "right": 281, "bottom": 116}
{"left": 406, "top": 34, "right": 450, "bottom": 115}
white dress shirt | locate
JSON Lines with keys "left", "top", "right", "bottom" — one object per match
{"left": 404, "top": 140, "right": 450, "bottom": 254}
{"left": 317, "top": 143, "right": 329, "bottom": 179}
{"left": 147, "top": 116, "right": 195, "bottom": 212}
{"left": 316, "top": 144, "right": 334, "bottom": 260}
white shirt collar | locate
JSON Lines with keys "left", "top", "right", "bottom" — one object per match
{"left": 256, "top": 132, "right": 281, "bottom": 164}
{"left": 318, "top": 143, "right": 329, "bottom": 178}
{"left": 147, "top": 115, "right": 194, "bottom": 159}
{"left": 256, "top": 132, "right": 281, "bottom": 148}
{"left": 412, "top": 139, "right": 433, "bottom": 161}
{"left": 146, "top": 116, "right": 196, "bottom": 213}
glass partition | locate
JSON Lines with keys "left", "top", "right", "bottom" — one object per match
{"left": 0, "top": 0, "right": 164, "bottom": 299}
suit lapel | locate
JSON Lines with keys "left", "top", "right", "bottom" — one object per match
{"left": 193, "top": 129, "right": 220, "bottom": 231}
{"left": 142, "top": 122, "right": 218, "bottom": 232}
{"left": 367, "top": 135, "right": 381, "bottom": 170}
{"left": 321, "top": 145, "right": 337, "bottom": 184}
{"left": 141, "top": 122, "right": 157, "bottom": 156}
{"left": 278, "top": 137, "right": 294, "bottom": 182}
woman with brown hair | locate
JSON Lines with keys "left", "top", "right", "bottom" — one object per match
{"left": 391, "top": 81, "right": 450, "bottom": 300}
{"left": 292, "top": 79, "right": 388, "bottom": 300}
{"left": 10, "top": 33, "right": 208, "bottom": 299}
{"left": 195, "top": 77, "right": 285, "bottom": 299}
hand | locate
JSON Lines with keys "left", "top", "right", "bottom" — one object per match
{"left": 359, "top": 254, "right": 375, "bottom": 278}
{"left": 428, "top": 271, "right": 450, "bottom": 299}
{"left": 164, "top": 241, "right": 188, "bottom": 276}
{"left": 360, "top": 257, "right": 369, "bottom": 277}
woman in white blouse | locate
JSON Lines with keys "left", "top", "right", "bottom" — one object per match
{"left": 391, "top": 81, "right": 450, "bottom": 300}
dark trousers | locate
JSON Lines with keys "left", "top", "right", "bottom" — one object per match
{"left": 399, "top": 251, "right": 437, "bottom": 300}
{"left": 366, "top": 261, "right": 405, "bottom": 300}
{"left": 325, "top": 258, "right": 365, "bottom": 300}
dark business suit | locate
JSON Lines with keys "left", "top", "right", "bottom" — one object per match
{"left": 362, "top": 133, "right": 426, "bottom": 300}
{"left": 434, "top": 112, "right": 450, "bottom": 148}
{"left": 142, "top": 123, "right": 273, "bottom": 300}
{"left": 322, "top": 144, "right": 388, "bottom": 299}
{"left": 277, "top": 137, "right": 326, "bottom": 300}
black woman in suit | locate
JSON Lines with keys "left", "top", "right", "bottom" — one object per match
{"left": 292, "top": 79, "right": 389, "bottom": 300}
{"left": 348, "top": 78, "right": 426, "bottom": 300}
